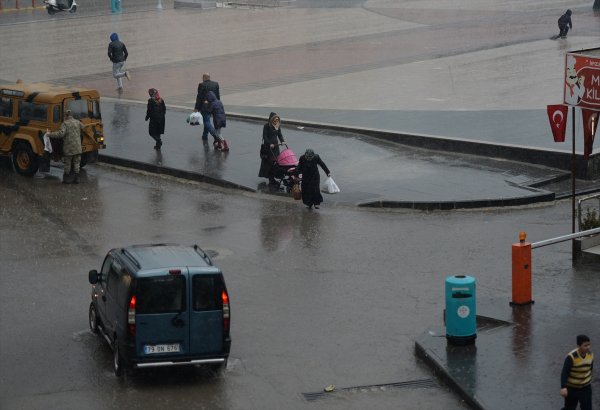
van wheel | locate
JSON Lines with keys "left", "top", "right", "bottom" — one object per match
{"left": 89, "top": 302, "right": 99, "bottom": 334}
{"left": 113, "top": 340, "right": 123, "bottom": 377}
{"left": 12, "top": 142, "right": 39, "bottom": 176}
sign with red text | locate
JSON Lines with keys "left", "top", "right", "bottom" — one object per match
{"left": 564, "top": 52, "right": 600, "bottom": 110}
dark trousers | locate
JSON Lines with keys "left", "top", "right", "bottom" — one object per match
{"left": 559, "top": 24, "right": 570, "bottom": 37}
{"left": 563, "top": 385, "right": 592, "bottom": 410}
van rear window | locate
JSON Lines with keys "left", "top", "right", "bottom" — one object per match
{"left": 136, "top": 276, "right": 186, "bottom": 314}
{"left": 192, "top": 275, "right": 223, "bottom": 311}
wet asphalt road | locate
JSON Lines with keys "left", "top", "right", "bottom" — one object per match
{"left": 2, "top": 163, "right": 599, "bottom": 410}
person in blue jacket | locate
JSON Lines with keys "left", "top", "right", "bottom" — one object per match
{"left": 206, "top": 91, "right": 228, "bottom": 151}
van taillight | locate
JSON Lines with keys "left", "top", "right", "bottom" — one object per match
{"left": 128, "top": 295, "right": 136, "bottom": 336}
{"left": 222, "top": 290, "right": 230, "bottom": 334}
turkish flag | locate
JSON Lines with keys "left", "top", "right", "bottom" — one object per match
{"left": 547, "top": 104, "right": 568, "bottom": 142}
{"left": 582, "top": 109, "right": 599, "bottom": 160}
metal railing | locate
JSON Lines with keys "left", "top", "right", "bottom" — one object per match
{"left": 531, "top": 227, "right": 600, "bottom": 249}
{"left": 577, "top": 193, "right": 600, "bottom": 231}
{"left": 0, "top": 0, "right": 39, "bottom": 10}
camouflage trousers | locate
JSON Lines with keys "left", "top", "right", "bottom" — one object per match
{"left": 63, "top": 154, "right": 81, "bottom": 174}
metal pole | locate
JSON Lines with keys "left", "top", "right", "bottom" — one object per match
{"left": 572, "top": 106, "right": 576, "bottom": 258}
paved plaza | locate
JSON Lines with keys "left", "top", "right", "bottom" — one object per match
{"left": 1, "top": 2, "right": 600, "bottom": 409}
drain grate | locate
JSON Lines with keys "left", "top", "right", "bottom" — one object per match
{"left": 301, "top": 378, "right": 437, "bottom": 402}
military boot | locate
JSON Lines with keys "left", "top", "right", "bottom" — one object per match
{"left": 62, "top": 172, "right": 72, "bottom": 184}
{"left": 72, "top": 173, "right": 80, "bottom": 184}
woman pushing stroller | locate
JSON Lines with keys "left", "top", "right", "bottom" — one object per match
{"left": 258, "top": 112, "right": 285, "bottom": 184}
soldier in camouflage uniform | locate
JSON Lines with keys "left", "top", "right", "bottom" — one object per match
{"left": 47, "top": 110, "right": 85, "bottom": 184}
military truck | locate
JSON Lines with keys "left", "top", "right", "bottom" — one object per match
{"left": 0, "top": 82, "right": 106, "bottom": 176}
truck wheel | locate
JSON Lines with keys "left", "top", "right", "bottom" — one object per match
{"left": 12, "top": 142, "right": 39, "bottom": 176}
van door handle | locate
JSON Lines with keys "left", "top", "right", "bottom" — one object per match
{"left": 172, "top": 318, "right": 186, "bottom": 328}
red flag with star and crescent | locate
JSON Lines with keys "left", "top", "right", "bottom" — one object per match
{"left": 547, "top": 104, "right": 568, "bottom": 142}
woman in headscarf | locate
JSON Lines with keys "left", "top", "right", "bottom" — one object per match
{"left": 295, "top": 149, "right": 330, "bottom": 209}
{"left": 145, "top": 88, "right": 166, "bottom": 149}
{"left": 258, "top": 112, "right": 285, "bottom": 184}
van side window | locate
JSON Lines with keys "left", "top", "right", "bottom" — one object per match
{"left": 106, "top": 262, "right": 120, "bottom": 297}
{"left": 53, "top": 106, "right": 61, "bottom": 123}
{"left": 192, "top": 275, "right": 223, "bottom": 311}
{"left": 0, "top": 97, "right": 12, "bottom": 118}
{"left": 19, "top": 101, "right": 47, "bottom": 122}
{"left": 100, "top": 255, "right": 113, "bottom": 283}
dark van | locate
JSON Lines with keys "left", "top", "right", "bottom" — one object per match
{"left": 88, "top": 244, "right": 231, "bottom": 376}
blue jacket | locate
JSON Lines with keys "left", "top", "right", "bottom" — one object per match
{"left": 207, "top": 91, "right": 226, "bottom": 128}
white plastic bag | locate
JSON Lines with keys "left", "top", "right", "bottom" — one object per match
{"left": 321, "top": 176, "right": 340, "bottom": 194}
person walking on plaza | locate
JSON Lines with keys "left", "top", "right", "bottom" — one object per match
{"left": 557, "top": 9, "right": 573, "bottom": 39}
{"left": 560, "top": 334, "right": 594, "bottom": 410}
{"left": 258, "top": 112, "right": 285, "bottom": 184}
{"left": 195, "top": 73, "right": 220, "bottom": 142}
{"left": 206, "top": 91, "right": 229, "bottom": 151}
{"left": 108, "top": 33, "right": 131, "bottom": 91}
{"left": 145, "top": 88, "right": 166, "bottom": 150}
{"left": 295, "top": 149, "right": 330, "bottom": 209}
{"left": 46, "top": 110, "right": 85, "bottom": 184}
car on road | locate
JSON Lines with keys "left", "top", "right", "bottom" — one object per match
{"left": 88, "top": 244, "right": 231, "bottom": 376}
{"left": 0, "top": 82, "right": 106, "bottom": 176}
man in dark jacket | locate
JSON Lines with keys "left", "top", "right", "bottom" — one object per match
{"left": 194, "top": 73, "right": 220, "bottom": 141}
{"left": 558, "top": 9, "right": 573, "bottom": 39}
{"left": 108, "top": 32, "right": 131, "bottom": 91}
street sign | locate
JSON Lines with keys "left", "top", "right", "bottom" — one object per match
{"left": 564, "top": 52, "right": 600, "bottom": 110}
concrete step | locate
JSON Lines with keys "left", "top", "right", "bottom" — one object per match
{"left": 581, "top": 244, "right": 600, "bottom": 264}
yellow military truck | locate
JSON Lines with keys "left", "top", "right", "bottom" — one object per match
{"left": 0, "top": 82, "right": 106, "bottom": 176}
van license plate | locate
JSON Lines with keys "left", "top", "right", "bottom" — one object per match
{"left": 144, "top": 344, "right": 180, "bottom": 354}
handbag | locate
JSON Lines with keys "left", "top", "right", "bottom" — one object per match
{"left": 260, "top": 144, "right": 268, "bottom": 159}
{"left": 291, "top": 183, "right": 301, "bottom": 200}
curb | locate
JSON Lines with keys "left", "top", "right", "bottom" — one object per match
{"left": 98, "top": 154, "right": 256, "bottom": 192}
{"left": 415, "top": 337, "right": 487, "bottom": 410}
{"left": 357, "top": 191, "right": 556, "bottom": 210}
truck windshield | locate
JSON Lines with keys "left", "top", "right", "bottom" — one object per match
{"left": 67, "top": 99, "right": 90, "bottom": 120}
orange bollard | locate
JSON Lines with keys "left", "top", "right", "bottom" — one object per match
{"left": 511, "top": 231, "right": 534, "bottom": 305}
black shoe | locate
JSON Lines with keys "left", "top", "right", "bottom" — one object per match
{"left": 62, "top": 173, "right": 72, "bottom": 184}
{"left": 73, "top": 173, "right": 80, "bottom": 184}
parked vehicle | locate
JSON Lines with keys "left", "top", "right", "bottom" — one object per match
{"left": 0, "top": 82, "right": 105, "bottom": 176}
{"left": 44, "top": 0, "right": 77, "bottom": 14}
{"left": 88, "top": 244, "right": 231, "bottom": 376}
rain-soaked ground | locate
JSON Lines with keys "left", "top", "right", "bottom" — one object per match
{"left": 1, "top": 164, "right": 599, "bottom": 410}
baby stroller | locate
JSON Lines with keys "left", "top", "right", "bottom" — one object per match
{"left": 270, "top": 143, "right": 298, "bottom": 192}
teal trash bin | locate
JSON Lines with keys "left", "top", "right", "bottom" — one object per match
{"left": 445, "top": 275, "right": 476, "bottom": 345}
{"left": 111, "top": 0, "right": 121, "bottom": 13}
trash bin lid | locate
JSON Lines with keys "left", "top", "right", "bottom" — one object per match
{"left": 445, "top": 275, "right": 476, "bottom": 286}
